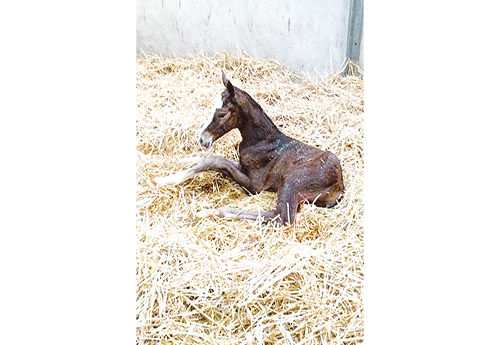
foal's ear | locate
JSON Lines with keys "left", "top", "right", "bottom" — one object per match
{"left": 222, "top": 71, "right": 235, "bottom": 98}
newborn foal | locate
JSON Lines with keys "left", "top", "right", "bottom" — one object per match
{"left": 155, "top": 72, "right": 344, "bottom": 225}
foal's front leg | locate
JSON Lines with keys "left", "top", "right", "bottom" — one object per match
{"left": 154, "top": 154, "right": 253, "bottom": 192}
{"left": 153, "top": 156, "right": 205, "bottom": 185}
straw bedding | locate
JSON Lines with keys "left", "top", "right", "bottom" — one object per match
{"left": 136, "top": 52, "right": 364, "bottom": 344}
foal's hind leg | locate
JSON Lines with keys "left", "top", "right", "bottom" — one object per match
{"left": 200, "top": 203, "right": 298, "bottom": 225}
{"left": 200, "top": 185, "right": 300, "bottom": 225}
{"left": 198, "top": 207, "right": 279, "bottom": 222}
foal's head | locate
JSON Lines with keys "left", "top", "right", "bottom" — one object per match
{"left": 199, "top": 72, "right": 240, "bottom": 149}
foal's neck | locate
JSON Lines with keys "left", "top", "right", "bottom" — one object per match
{"left": 237, "top": 95, "right": 280, "bottom": 147}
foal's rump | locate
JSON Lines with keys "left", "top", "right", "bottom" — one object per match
{"left": 278, "top": 147, "right": 344, "bottom": 208}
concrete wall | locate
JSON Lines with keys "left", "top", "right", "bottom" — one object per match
{"left": 136, "top": 0, "right": 363, "bottom": 76}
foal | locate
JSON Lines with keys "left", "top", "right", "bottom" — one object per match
{"left": 155, "top": 72, "right": 344, "bottom": 225}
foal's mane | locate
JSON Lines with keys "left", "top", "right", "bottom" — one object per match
{"left": 234, "top": 86, "right": 279, "bottom": 132}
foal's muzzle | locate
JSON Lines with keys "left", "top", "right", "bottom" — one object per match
{"left": 199, "top": 131, "right": 213, "bottom": 149}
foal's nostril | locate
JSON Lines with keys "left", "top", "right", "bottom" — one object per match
{"left": 201, "top": 139, "right": 210, "bottom": 149}
{"left": 199, "top": 132, "right": 213, "bottom": 149}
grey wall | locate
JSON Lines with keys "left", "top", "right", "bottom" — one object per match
{"left": 136, "top": 0, "right": 363, "bottom": 76}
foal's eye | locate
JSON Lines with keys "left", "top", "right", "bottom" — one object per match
{"left": 217, "top": 112, "right": 226, "bottom": 118}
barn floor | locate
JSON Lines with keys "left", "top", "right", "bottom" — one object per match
{"left": 136, "top": 52, "right": 364, "bottom": 344}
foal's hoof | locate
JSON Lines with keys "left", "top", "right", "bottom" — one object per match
{"left": 153, "top": 175, "right": 176, "bottom": 186}
{"left": 197, "top": 207, "right": 247, "bottom": 220}
{"left": 197, "top": 208, "right": 222, "bottom": 218}
{"left": 154, "top": 170, "right": 190, "bottom": 186}
{"left": 196, "top": 207, "right": 230, "bottom": 219}
{"left": 177, "top": 155, "right": 204, "bottom": 165}
{"left": 196, "top": 209, "right": 213, "bottom": 218}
